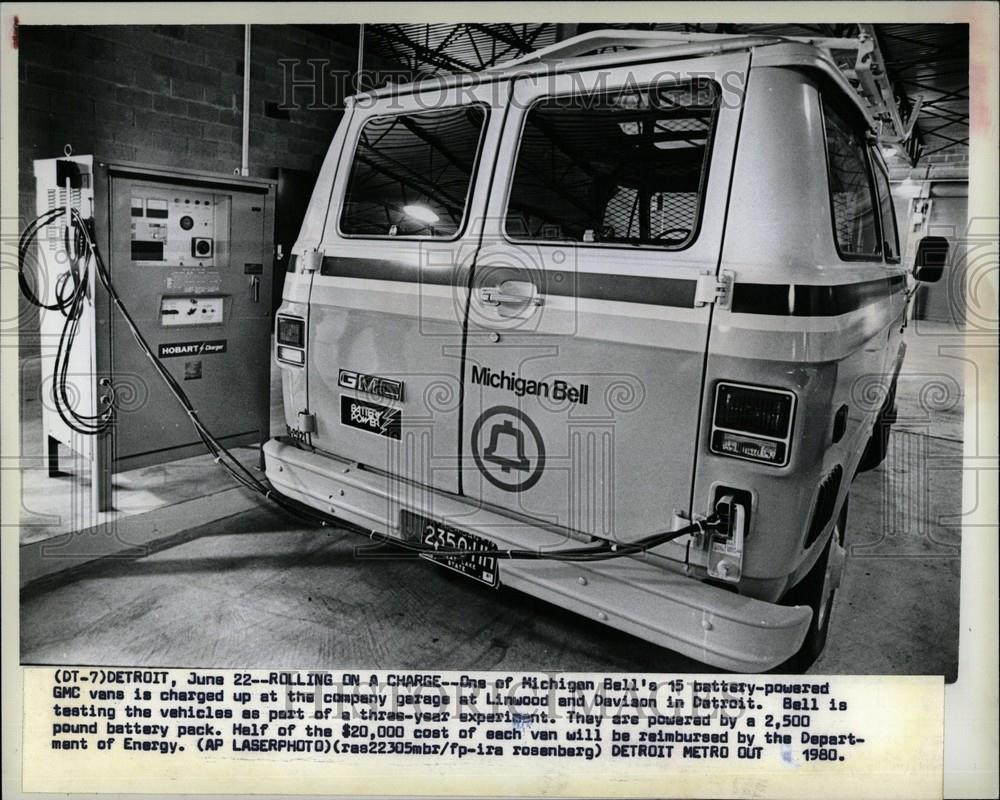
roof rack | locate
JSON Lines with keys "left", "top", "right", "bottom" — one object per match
{"left": 486, "top": 29, "right": 858, "bottom": 70}
{"left": 486, "top": 28, "right": 922, "bottom": 154}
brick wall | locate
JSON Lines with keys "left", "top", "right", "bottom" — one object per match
{"left": 921, "top": 149, "right": 970, "bottom": 166}
{"left": 17, "top": 24, "right": 402, "bottom": 355}
{"left": 17, "top": 23, "right": 393, "bottom": 226}
{"left": 888, "top": 147, "right": 969, "bottom": 182}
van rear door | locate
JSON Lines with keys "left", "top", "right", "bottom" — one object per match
{"left": 461, "top": 54, "right": 749, "bottom": 542}
{"left": 305, "top": 84, "right": 505, "bottom": 497}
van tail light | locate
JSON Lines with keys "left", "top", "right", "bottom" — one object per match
{"left": 710, "top": 382, "right": 796, "bottom": 466}
{"left": 276, "top": 315, "right": 306, "bottom": 366}
{"left": 277, "top": 316, "right": 304, "bottom": 346}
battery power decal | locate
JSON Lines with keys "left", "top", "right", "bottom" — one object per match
{"left": 340, "top": 395, "right": 401, "bottom": 440}
{"left": 158, "top": 340, "right": 227, "bottom": 358}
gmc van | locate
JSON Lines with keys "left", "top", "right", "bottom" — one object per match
{"left": 264, "top": 31, "right": 947, "bottom": 671}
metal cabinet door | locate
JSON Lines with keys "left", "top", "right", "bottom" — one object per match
{"left": 108, "top": 174, "right": 271, "bottom": 463}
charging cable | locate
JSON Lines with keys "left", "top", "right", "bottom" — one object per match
{"left": 21, "top": 208, "right": 725, "bottom": 562}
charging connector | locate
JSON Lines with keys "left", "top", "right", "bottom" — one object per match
{"left": 706, "top": 492, "right": 749, "bottom": 583}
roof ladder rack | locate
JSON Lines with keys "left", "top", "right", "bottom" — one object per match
{"left": 487, "top": 28, "right": 859, "bottom": 70}
{"left": 847, "top": 25, "right": 923, "bottom": 146}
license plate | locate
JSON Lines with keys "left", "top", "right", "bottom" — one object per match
{"left": 400, "top": 510, "right": 500, "bottom": 588}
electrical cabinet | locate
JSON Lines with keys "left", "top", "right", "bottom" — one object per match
{"left": 32, "top": 156, "right": 276, "bottom": 511}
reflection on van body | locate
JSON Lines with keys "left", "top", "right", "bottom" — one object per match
{"left": 266, "top": 33, "right": 945, "bottom": 672}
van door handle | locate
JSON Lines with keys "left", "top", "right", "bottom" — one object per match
{"left": 250, "top": 275, "right": 260, "bottom": 304}
{"left": 480, "top": 284, "right": 543, "bottom": 307}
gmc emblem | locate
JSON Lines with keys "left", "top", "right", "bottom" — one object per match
{"left": 338, "top": 369, "right": 404, "bottom": 402}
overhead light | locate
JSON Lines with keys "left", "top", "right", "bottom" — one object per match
{"left": 893, "top": 176, "right": 922, "bottom": 199}
{"left": 402, "top": 204, "right": 439, "bottom": 224}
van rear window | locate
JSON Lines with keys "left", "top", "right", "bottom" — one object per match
{"left": 823, "top": 101, "right": 880, "bottom": 258}
{"left": 340, "top": 105, "right": 487, "bottom": 239}
{"left": 505, "top": 80, "right": 719, "bottom": 248}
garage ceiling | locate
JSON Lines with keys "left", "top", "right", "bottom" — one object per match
{"left": 359, "top": 22, "right": 969, "bottom": 165}
{"left": 366, "top": 23, "right": 560, "bottom": 73}
{"left": 876, "top": 24, "right": 969, "bottom": 158}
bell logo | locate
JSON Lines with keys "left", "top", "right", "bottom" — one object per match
{"left": 471, "top": 406, "right": 545, "bottom": 493}
{"left": 483, "top": 419, "right": 530, "bottom": 473}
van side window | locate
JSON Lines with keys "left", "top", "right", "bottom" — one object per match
{"left": 505, "top": 80, "right": 719, "bottom": 248}
{"left": 871, "top": 155, "right": 901, "bottom": 262}
{"left": 340, "top": 105, "right": 487, "bottom": 238}
{"left": 823, "top": 102, "right": 880, "bottom": 258}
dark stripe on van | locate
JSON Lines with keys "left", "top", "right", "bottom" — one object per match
{"left": 320, "top": 256, "right": 698, "bottom": 308}
{"left": 321, "top": 256, "right": 456, "bottom": 285}
{"left": 320, "top": 256, "right": 903, "bottom": 315}
{"left": 542, "top": 271, "right": 697, "bottom": 308}
{"left": 731, "top": 275, "right": 905, "bottom": 316}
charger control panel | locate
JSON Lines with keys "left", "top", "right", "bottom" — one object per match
{"left": 130, "top": 188, "right": 228, "bottom": 266}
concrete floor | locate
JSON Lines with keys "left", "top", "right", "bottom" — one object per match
{"left": 17, "top": 355, "right": 282, "bottom": 545}
{"left": 20, "top": 322, "right": 964, "bottom": 677}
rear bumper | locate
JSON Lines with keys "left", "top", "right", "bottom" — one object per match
{"left": 264, "top": 438, "right": 811, "bottom": 672}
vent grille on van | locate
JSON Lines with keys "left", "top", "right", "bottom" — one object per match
{"left": 805, "top": 465, "right": 843, "bottom": 548}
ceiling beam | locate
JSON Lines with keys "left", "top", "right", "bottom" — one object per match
{"left": 397, "top": 114, "right": 476, "bottom": 172}
{"left": 468, "top": 23, "right": 533, "bottom": 55}
{"left": 369, "top": 25, "right": 477, "bottom": 72}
